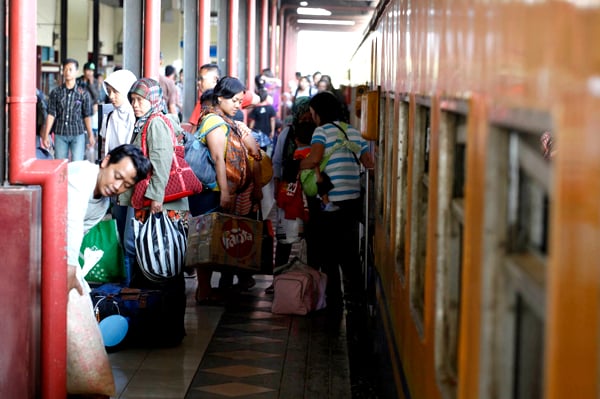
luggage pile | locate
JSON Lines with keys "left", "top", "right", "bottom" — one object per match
{"left": 80, "top": 215, "right": 187, "bottom": 351}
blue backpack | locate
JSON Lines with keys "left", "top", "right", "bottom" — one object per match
{"left": 183, "top": 115, "right": 228, "bottom": 190}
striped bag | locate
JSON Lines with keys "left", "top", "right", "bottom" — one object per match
{"left": 132, "top": 212, "right": 187, "bottom": 282}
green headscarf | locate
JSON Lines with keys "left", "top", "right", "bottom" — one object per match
{"left": 291, "top": 97, "right": 311, "bottom": 125}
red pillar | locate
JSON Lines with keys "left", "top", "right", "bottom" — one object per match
{"left": 198, "top": 0, "right": 211, "bottom": 65}
{"left": 270, "top": 0, "right": 277, "bottom": 72}
{"left": 228, "top": 0, "right": 239, "bottom": 76}
{"left": 260, "top": 0, "right": 269, "bottom": 71}
{"left": 247, "top": 0, "right": 256, "bottom": 92}
{"left": 278, "top": 6, "right": 285, "bottom": 81}
{"left": 143, "top": 0, "right": 161, "bottom": 80}
{"left": 9, "top": 0, "right": 69, "bottom": 398}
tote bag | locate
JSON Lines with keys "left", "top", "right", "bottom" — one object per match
{"left": 132, "top": 212, "right": 188, "bottom": 282}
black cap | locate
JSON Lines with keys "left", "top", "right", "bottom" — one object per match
{"left": 83, "top": 61, "right": 96, "bottom": 71}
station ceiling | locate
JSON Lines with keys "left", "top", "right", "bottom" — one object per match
{"left": 280, "top": 0, "right": 379, "bottom": 34}
{"left": 97, "top": 0, "right": 379, "bottom": 35}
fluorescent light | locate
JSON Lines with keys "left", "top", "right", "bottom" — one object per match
{"left": 297, "top": 7, "right": 331, "bottom": 16}
{"left": 299, "top": 1, "right": 308, "bottom": 6}
{"left": 297, "top": 19, "right": 355, "bottom": 26}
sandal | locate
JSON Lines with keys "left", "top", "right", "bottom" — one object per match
{"left": 265, "top": 284, "right": 274, "bottom": 294}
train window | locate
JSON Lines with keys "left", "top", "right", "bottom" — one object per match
{"left": 479, "top": 124, "right": 550, "bottom": 399}
{"left": 383, "top": 93, "right": 396, "bottom": 241}
{"left": 394, "top": 100, "right": 410, "bottom": 282}
{"left": 408, "top": 101, "right": 431, "bottom": 336}
{"left": 375, "top": 94, "right": 386, "bottom": 219}
{"left": 434, "top": 108, "right": 468, "bottom": 399}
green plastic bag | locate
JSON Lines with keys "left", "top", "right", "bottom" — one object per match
{"left": 78, "top": 219, "right": 125, "bottom": 283}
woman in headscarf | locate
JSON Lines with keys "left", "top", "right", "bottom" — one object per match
{"left": 100, "top": 69, "right": 137, "bottom": 155}
{"left": 100, "top": 69, "right": 137, "bottom": 244}
{"left": 119, "top": 77, "right": 189, "bottom": 286}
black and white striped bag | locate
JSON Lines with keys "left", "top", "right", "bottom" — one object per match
{"left": 132, "top": 212, "right": 187, "bottom": 282}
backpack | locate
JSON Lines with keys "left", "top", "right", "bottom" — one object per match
{"left": 196, "top": 114, "right": 250, "bottom": 194}
{"left": 183, "top": 116, "right": 222, "bottom": 189}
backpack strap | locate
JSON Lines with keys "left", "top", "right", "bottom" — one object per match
{"left": 196, "top": 114, "right": 229, "bottom": 142}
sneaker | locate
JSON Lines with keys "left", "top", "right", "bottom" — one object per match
{"left": 323, "top": 202, "right": 340, "bottom": 212}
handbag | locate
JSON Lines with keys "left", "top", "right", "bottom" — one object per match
{"left": 78, "top": 218, "right": 125, "bottom": 283}
{"left": 66, "top": 289, "right": 116, "bottom": 396}
{"left": 132, "top": 212, "right": 188, "bottom": 282}
{"left": 247, "top": 149, "right": 273, "bottom": 187}
{"left": 131, "top": 114, "right": 203, "bottom": 209}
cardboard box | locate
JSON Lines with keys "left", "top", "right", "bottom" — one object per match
{"left": 185, "top": 212, "right": 263, "bottom": 271}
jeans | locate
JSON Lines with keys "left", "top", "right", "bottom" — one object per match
{"left": 54, "top": 133, "right": 86, "bottom": 161}
{"left": 122, "top": 206, "right": 136, "bottom": 287}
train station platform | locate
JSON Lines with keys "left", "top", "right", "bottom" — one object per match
{"left": 108, "top": 272, "right": 355, "bottom": 399}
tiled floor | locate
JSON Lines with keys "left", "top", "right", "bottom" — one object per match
{"left": 185, "top": 276, "right": 351, "bottom": 399}
{"left": 108, "top": 272, "right": 352, "bottom": 399}
{"left": 108, "top": 276, "right": 224, "bottom": 399}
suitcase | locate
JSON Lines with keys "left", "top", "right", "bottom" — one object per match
{"left": 90, "top": 277, "right": 186, "bottom": 350}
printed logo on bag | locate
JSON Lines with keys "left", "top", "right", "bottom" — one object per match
{"left": 221, "top": 219, "right": 255, "bottom": 258}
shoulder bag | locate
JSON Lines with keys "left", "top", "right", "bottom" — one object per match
{"left": 131, "top": 114, "right": 203, "bottom": 209}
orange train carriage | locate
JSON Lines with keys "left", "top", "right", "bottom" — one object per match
{"left": 348, "top": 1, "right": 600, "bottom": 398}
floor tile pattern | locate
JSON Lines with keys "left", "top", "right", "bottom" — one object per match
{"left": 185, "top": 276, "right": 352, "bottom": 399}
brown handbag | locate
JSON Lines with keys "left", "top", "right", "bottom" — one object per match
{"left": 131, "top": 114, "right": 202, "bottom": 209}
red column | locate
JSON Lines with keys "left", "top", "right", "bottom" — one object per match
{"left": 277, "top": 6, "right": 285, "bottom": 80}
{"left": 247, "top": 0, "right": 256, "bottom": 92}
{"left": 270, "top": 0, "right": 277, "bottom": 72}
{"left": 228, "top": 0, "right": 239, "bottom": 76}
{"left": 198, "top": 0, "right": 211, "bottom": 65}
{"left": 143, "top": 0, "right": 161, "bottom": 80}
{"left": 260, "top": 0, "right": 269, "bottom": 71}
{"left": 9, "top": 0, "right": 69, "bottom": 398}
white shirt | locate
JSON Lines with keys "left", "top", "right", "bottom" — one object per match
{"left": 67, "top": 161, "right": 110, "bottom": 267}
{"left": 100, "top": 103, "right": 136, "bottom": 155}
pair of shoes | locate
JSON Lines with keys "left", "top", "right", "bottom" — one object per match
{"left": 264, "top": 283, "right": 274, "bottom": 294}
{"left": 322, "top": 202, "right": 340, "bottom": 212}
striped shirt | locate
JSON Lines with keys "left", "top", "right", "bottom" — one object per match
{"left": 311, "top": 122, "right": 367, "bottom": 202}
{"left": 47, "top": 84, "right": 93, "bottom": 137}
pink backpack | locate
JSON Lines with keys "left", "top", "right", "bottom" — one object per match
{"left": 271, "top": 261, "right": 327, "bottom": 315}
